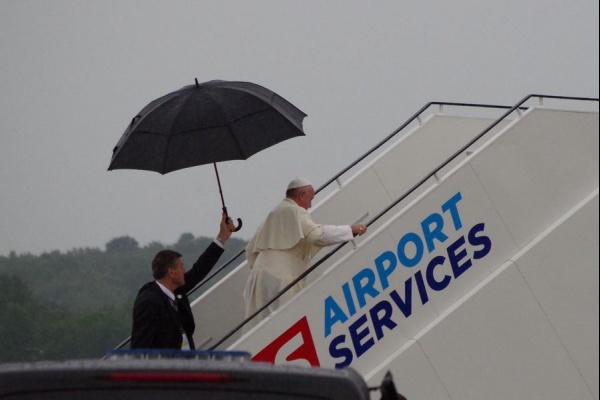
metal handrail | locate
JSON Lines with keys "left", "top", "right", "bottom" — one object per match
{"left": 113, "top": 94, "right": 598, "bottom": 352}
{"left": 190, "top": 101, "right": 520, "bottom": 296}
{"left": 187, "top": 95, "right": 598, "bottom": 299}
{"left": 207, "top": 94, "right": 598, "bottom": 350}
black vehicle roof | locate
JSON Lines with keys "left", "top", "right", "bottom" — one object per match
{"left": 0, "top": 357, "right": 370, "bottom": 400}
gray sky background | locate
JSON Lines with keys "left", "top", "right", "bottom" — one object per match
{"left": 1, "top": 0, "right": 598, "bottom": 256}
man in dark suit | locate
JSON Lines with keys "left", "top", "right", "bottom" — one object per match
{"left": 131, "top": 213, "right": 235, "bottom": 350}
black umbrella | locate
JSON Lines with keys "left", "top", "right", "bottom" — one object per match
{"left": 108, "top": 79, "right": 307, "bottom": 231}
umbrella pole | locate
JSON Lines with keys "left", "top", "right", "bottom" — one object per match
{"left": 213, "top": 163, "right": 242, "bottom": 232}
{"left": 213, "top": 163, "right": 227, "bottom": 210}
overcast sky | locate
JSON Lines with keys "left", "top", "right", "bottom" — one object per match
{"left": 1, "top": 0, "right": 598, "bottom": 256}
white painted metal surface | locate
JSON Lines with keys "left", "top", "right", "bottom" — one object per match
{"left": 225, "top": 105, "right": 598, "bottom": 399}
{"left": 187, "top": 98, "right": 598, "bottom": 399}
{"left": 366, "top": 190, "right": 598, "bottom": 399}
{"left": 190, "top": 110, "right": 513, "bottom": 349}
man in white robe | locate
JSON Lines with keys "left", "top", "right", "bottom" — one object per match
{"left": 242, "top": 178, "right": 367, "bottom": 332}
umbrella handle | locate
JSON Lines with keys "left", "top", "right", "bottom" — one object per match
{"left": 223, "top": 207, "right": 243, "bottom": 232}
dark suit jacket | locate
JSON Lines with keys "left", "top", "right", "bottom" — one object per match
{"left": 130, "top": 242, "right": 224, "bottom": 350}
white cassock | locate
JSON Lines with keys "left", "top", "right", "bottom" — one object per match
{"left": 242, "top": 198, "right": 353, "bottom": 332}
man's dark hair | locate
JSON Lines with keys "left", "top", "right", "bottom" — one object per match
{"left": 152, "top": 249, "right": 182, "bottom": 280}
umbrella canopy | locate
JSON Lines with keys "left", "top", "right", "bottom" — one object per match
{"left": 109, "top": 79, "right": 306, "bottom": 173}
{"left": 108, "top": 79, "right": 307, "bottom": 230}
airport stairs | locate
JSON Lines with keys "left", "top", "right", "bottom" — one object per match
{"left": 191, "top": 95, "right": 598, "bottom": 399}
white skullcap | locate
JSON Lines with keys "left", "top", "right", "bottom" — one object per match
{"left": 287, "top": 177, "right": 312, "bottom": 190}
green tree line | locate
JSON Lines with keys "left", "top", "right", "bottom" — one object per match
{"left": 0, "top": 234, "right": 246, "bottom": 363}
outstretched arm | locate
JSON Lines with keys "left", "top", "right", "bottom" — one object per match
{"left": 182, "top": 212, "right": 234, "bottom": 292}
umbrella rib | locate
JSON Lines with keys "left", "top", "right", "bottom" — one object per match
{"left": 201, "top": 89, "right": 251, "bottom": 159}
{"left": 166, "top": 108, "right": 293, "bottom": 163}
{"left": 162, "top": 131, "right": 170, "bottom": 173}
{"left": 162, "top": 109, "right": 281, "bottom": 160}
{"left": 227, "top": 120, "right": 247, "bottom": 159}
{"left": 128, "top": 130, "right": 173, "bottom": 136}
{"left": 167, "top": 109, "right": 271, "bottom": 135}
{"left": 122, "top": 130, "right": 173, "bottom": 173}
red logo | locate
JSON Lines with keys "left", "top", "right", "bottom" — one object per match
{"left": 252, "top": 316, "right": 320, "bottom": 366}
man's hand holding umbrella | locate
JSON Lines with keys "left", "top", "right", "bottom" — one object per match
{"left": 217, "top": 212, "right": 237, "bottom": 245}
